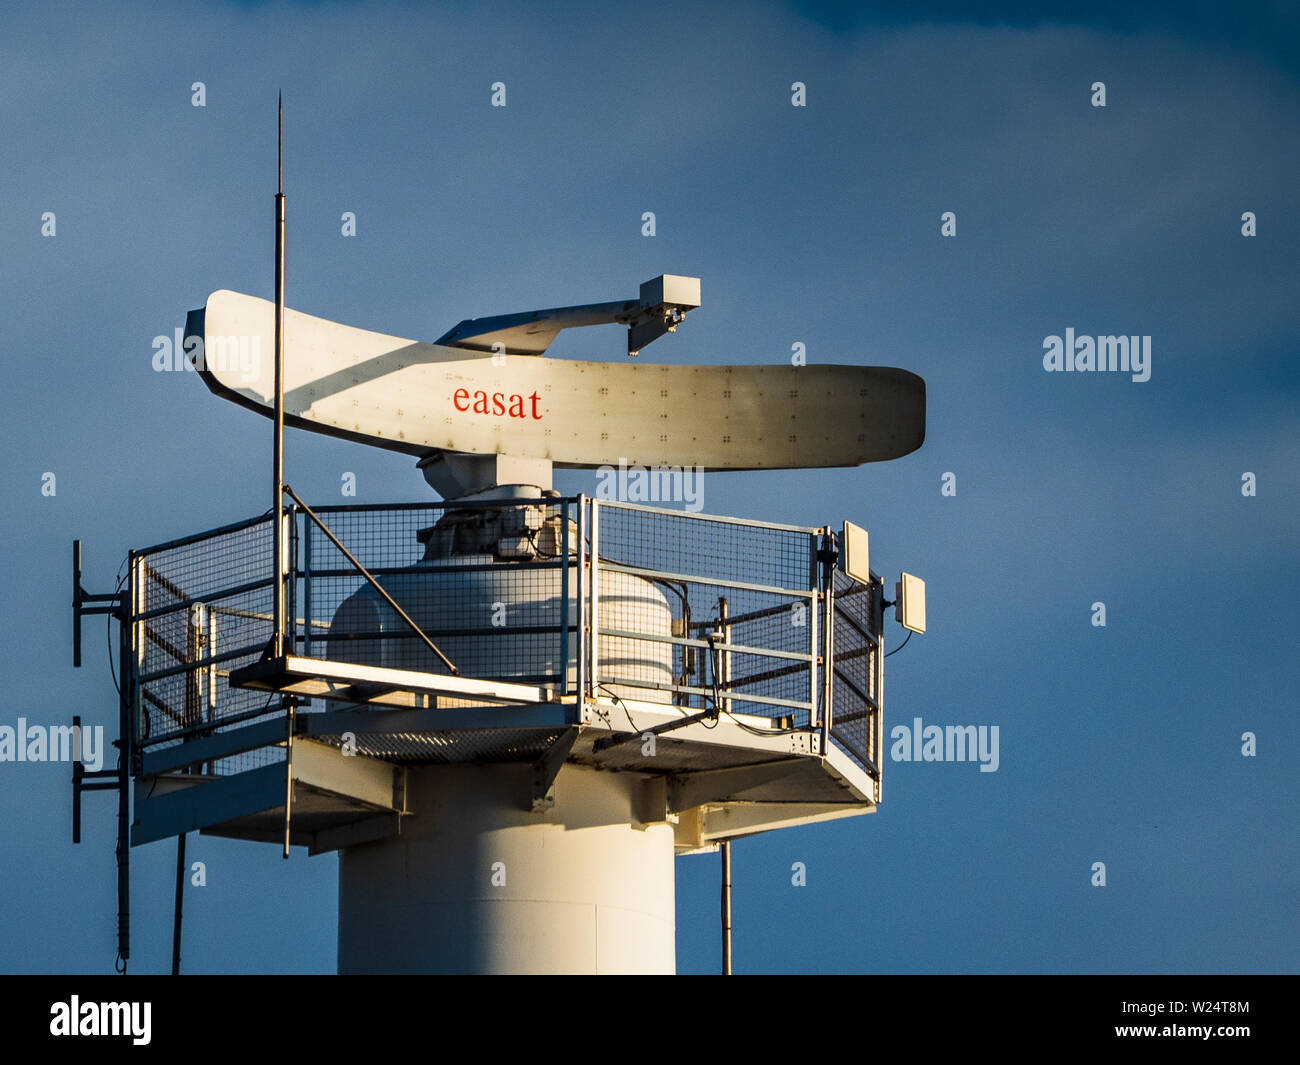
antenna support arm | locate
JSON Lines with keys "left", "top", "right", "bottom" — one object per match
{"left": 435, "top": 274, "right": 700, "bottom": 357}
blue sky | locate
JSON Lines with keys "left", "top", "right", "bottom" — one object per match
{"left": 1, "top": 0, "right": 1296, "bottom": 973}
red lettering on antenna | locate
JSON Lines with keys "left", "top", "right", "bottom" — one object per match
{"left": 452, "top": 389, "right": 542, "bottom": 419}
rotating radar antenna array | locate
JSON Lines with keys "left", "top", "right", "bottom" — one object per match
{"left": 188, "top": 281, "right": 925, "bottom": 497}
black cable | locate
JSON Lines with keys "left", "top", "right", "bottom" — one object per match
{"left": 596, "top": 682, "right": 638, "bottom": 734}
{"left": 698, "top": 620, "right": 724, "bottom": 727}
{"left": 698, "top": 606, "right": 807, "bottom": 736}
{"left": 106, "top": 561, "right": 128, "bottom": 695}
{"left": 719, "top": 708, "right": 805, "bottom": 737}
{"left": 884, "top": 630, "right": 913, "bottom": 658}
{"left": 523, "top": 523, "right": 559, "bottom": 560}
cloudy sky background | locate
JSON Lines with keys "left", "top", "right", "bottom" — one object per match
{"left": 1, "top": 0, "right": 1296, "bottom": 973}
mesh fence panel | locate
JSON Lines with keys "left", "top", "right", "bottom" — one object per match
{"left": 830, "top": 567, "right": 881, "bottom": 774}
{"left": 593, "top": 503, "right": 815, "bottom": 590}
{"left": 301, "top": 500, "right": 574, "bottom": 688}
{"left": 726, "top": 600, "right": 816, "bottom": 727}
{"left": 134, "top": 517, "right": 281, "bottom": 750}
{"left": 593, "top": 503, "right": 819, "bottom": 721}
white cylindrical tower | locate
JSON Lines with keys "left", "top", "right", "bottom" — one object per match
{"left": 337, "top": 762, "right": 676, "bottom": 974}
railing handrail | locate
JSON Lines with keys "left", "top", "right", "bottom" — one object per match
{"left": 592, "top": 497, "right": 822, "bottom": 535}
{"left": 125, "top": 496, "right": 882, "bottom": 777}
{"left": 306, "top": 495, "right": 581, "bottom": 516}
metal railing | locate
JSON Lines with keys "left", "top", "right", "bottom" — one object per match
{"left": 130, "top": 512, "right": 287, "bottom": 770}
{"left": 125, "top": 496, "right": 883, "bottom": 778}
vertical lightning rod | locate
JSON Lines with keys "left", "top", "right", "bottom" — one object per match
{"left": 272, "top": 93, "right": 286, "bottom": 658}
{"left": 273, "top": 95, "right": 295, "bottom": 861}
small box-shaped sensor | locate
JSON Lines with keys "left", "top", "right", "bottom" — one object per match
{"left": 640, "top": 274, "right": 701, "bottom": 310}
{"left": 895, "top": 573, "right": 926, "bottom": 634}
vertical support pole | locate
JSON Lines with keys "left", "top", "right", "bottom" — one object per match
{"left": 808, "top": 538, "right": 818, "bottom": 740}
{"left": 589, "top": 500, "right": 600, "bottom": 698}
{"left": 576, "top": 496, "right": 587, "bottom": 708}
{"left": 204, "top": 600, "right": 218, "bottom": 775}
{"left": 131, "top": 553, "right": 146, "bottom": 698}
{"left": 718, "top": 597, "right": 730, "bottom": 715}
{"left": 721, "top": 839, "right": 732, "bottom": 975}
{"left": 172, "top": 832, "right": 186, "bottom": 975}
{"left": 72, "top": 540, "right": 82, "bottom": 667}
{"left": 287, "top": 504, "right": 298, "bottom": 654}
{"left": 822, "top": 531, "right": 834, "bottom": 759}
{"left": 272, "top": 93, "right": 287, "bottom": 659}
{"left": 875, "top": 576, "right": 885, "bottom": 804}
{"left": 559, "top": 498, "right": 569, "bottom": 697}
{"left": 186, "top": 604, "right": 200, "bottom": 730}
{"left": 72, "top": 713, "right": 82, "bottom": 844}
{"left": 207, "top": 607, "right": 218, "bottom": 715}
{"left": 302, "top": 507, "right": 312, "bottom": 656}
{"left": 283, "top": 701, "right": 295, "bottom": 859}
{"left": 116, "top": 587, "right": 132, "bottom": 966}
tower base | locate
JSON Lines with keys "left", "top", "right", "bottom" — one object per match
{"left": 337, "top": 762, "right": 676, "bottom": 974}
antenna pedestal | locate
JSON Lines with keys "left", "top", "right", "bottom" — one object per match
{"left": 418, "top": 452, "right": 553, "bottom": 499}
{"left": 337, "top": 762, "right": 675, "bottom": 974}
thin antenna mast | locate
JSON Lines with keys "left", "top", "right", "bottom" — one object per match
{"left": 272, "top": 94, "right": 296, "bottom": 862}
{"left": 272, "top": 93, "right": 286, "bottom": 658}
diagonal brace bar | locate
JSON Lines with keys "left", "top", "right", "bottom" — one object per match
{"left": 282, "top": 484, "right": 458, "bottom": 675}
